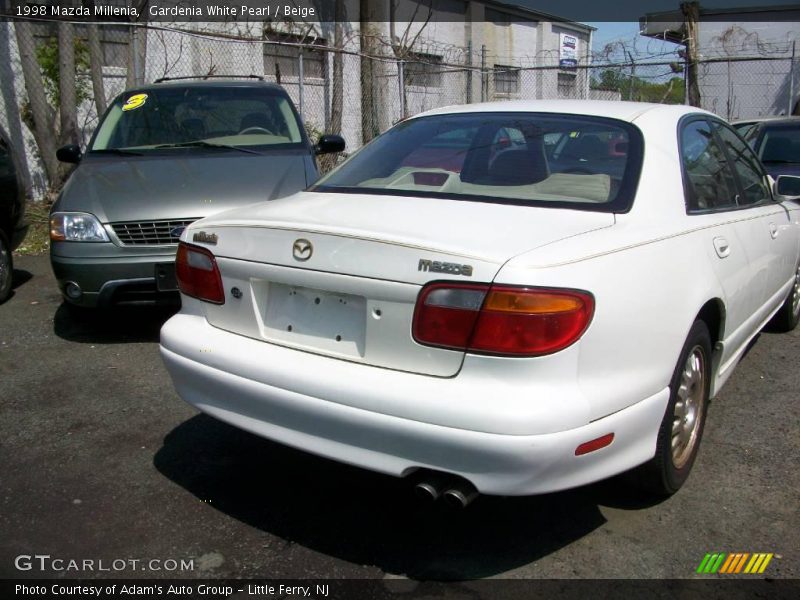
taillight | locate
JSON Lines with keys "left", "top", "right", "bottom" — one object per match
{"left": 175, "top": 242, "right": 225, "bottom": 304}
{"left": 412, "top": 283, "right": 593, "bottom": 356}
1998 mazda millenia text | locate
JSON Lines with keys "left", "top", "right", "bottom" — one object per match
{"left": 160, "top": 101, "right": 800, "bottom": 506}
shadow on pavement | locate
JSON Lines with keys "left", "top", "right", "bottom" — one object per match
{"left": 11, "top": 268, "right": 32, "bottom": 290}
{"left": 1, "top": 268, "right": 33, "bottom": 303}
{"left": 53, "top": 302, "right": 178, "bottom": 344}
{"left": 154, "top": 414, "right": 664, "bottom": 580}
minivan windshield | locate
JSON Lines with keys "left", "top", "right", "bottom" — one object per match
{"left": 312, "top": 112, "right": 643, "bottom": 211}
{"left": 91, "top": 86, "right": 304, "bottom": 152}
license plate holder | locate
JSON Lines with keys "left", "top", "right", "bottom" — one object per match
{"left": 155, "top": 262, "right": 178, "bottom": 292}
{"left": 263, "top": 284, "right": 366, "bottom": 357}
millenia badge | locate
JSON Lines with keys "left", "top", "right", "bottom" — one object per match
{"left": 697, "top": 552, "right": 777, "bottom": 574}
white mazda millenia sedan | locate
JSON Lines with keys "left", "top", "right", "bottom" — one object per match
{"left": 160, "top": 100, "right": 800, "bottom": 506}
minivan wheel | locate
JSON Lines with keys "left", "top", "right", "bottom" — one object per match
{"left": 0, "top": 231, "right": 13, "bottom": 304}
{"left": 632, "top": 320, "right": 711, "bottom": 496}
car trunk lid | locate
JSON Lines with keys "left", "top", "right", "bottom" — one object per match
{"left": 190, "top": 191, "right": 614, "bottom": 376}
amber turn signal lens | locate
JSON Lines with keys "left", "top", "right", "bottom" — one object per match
{"left": 483, "top": 290, "right": 585, "bottom": 313}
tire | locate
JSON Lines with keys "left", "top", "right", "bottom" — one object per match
{"left": 767, "top": 263, "right": 800, "bottom": 333}
{"left": 0, "top": 230, "right": 13, "bottom": 304}
{"left": 633, "top": 320, "right": 712, "bottom": 496}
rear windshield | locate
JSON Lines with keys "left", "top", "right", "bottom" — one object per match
{"left": 91, "top": 86, "right": 304, "bottom": 151}
{"left": 312, "top": 112, "right": 643, "bottom": 211}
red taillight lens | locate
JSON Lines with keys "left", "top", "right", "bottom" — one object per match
{"left": 175, "top": 242, "right": 225, "bottom": 304}
{"left": 413, "top": 283, "right": 594, "bottom": 356}
{"left": 412, "top": 283, "right": 490, "bottom": 350}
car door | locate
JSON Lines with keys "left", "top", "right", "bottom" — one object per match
{"left": 679, "top": 117, "right": 757, "bottom": 366}
{"left": 711, "top": 120, "right": 796, "bottom": 316}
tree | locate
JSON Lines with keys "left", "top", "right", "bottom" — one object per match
{"left": 388, "top": 0, "right": 432, "bottom": 120}
{"left": 14, "top": 20, "right": 59, "bottom": 189}
{"left": 359, "top": 0, "right": 378, "bottom": 144}
{"left": 58, "top": 22, "right": 79, "bottom": 148}
{"left": 591, "top": 69, "right": 685, "bottom": 105}
{"left": 127, "top": 0, "right": 151, "bottom": 87}
{"left": 82, "top": 0, "right": 108, "bottom": 116}
{"left": 330, "top": 0, "right": 345, "bottom": 137}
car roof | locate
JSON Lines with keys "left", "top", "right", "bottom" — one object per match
{"left": 731, "top": 116, "right": 800, "bottom": 126}
{"left": 411, "top": 99, "right": 715, "bottom": 124}
{"left": 132, "top": 79, "right": 288, "bottom": 93}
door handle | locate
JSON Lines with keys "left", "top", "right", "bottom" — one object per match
{"left": 713, "top": 236, "right": 731, "bottom": 258}
{"left": 769, "top": 223, "right": 779, "bottom": 239}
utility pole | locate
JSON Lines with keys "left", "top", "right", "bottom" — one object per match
{"left": 681, "top": 2, "right": 701, "bottom": 107}
{"left": 790, "top": 41, "right": 796, "bottom": 115}
{"left": 626, "top": 49, "right": 635, "bottom": 101}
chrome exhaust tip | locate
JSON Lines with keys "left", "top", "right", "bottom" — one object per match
{"left": 414, "top": 481, "right": 442, "bottom": 502}
{"left": 442, "top": 483, "right": 479, "bottom": 509}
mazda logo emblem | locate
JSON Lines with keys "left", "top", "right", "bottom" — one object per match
{"left": 292, "top": 238, "right": 313, "bottom": 261}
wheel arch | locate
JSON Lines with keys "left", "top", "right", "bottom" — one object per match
{"left": 694, "top": 298, "right": 726, "bottom": 394}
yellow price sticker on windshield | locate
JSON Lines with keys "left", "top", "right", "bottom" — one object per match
{"left": 122, "top": 93, "right": 148, "bottom": 111}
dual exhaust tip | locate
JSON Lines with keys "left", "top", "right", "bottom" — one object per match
{"left": 413, "top": 472, "right": 479, "bottom": 508}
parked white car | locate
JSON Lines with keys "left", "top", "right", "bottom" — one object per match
{"left": 160, "top": 101, "right": 800, "bottom": 506}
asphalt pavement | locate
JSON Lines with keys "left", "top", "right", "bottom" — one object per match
{"left": 1, "top": 254, "right": 798, "bottom": 584}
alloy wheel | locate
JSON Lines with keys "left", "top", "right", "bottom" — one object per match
{"left": 671, "top": 346, "right": 706, "bottom": 469}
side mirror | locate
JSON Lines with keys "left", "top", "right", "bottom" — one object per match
{"left": 314, "top": 134, "right": 345, "bottom": 156}
{"left": 774, "top": 175, "right": 800, "bottom": 201}
{"left": 56, "top": 144, "right": 82, "bottom": 164}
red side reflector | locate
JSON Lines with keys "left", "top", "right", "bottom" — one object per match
{"left": 175, "top": 242, "right": 225, "bottom": 304}
{"left": 575, "top": 433, "right": 615, "bottom": 456}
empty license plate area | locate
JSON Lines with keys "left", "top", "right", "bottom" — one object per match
{"left": 155, "top": 262, "right": 178, "bottom": 291}
{"left": 262, "top": 283, "right": 366, "bottom": 357}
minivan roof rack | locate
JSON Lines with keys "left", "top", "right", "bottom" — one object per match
{"left": 153, "top": 75, "right": 266, "bottom": 84}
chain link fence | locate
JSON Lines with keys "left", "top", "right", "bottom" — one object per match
{"left": 1, "top": 18, "right": 798, "bottom": 198}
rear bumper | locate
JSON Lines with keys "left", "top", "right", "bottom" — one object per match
{"left": 160, "top": 313, "right": 669, "bottom": 496}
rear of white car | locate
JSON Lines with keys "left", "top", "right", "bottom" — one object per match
{"left": 160, "top": 101, "right": 800, "bottom": 502}
{"left": 159, "top": 204, "right": 666, "bottom": 496}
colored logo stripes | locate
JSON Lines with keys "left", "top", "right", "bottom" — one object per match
{"left": 697, "top": 553, "right": 774, "bottom": 574}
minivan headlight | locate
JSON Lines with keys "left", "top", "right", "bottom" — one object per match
{"left": 50, "top": 212, "right": 110, "bottom": 242}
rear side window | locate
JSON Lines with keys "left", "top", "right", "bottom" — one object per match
{"left": 712, "top": 122, "right": 771, "bottom": 206}
{"left": 314, "top": 112, "right": 644, "bottom": 212}
{"left": 681, "top": 120, "right": 738, "bottom": 211}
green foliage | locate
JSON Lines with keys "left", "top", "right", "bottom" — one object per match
{"left": 304, "top": 121, "right": 323, "bottom": 142}
{"left": 591, "top": 69, "right": 685, "bottom": 105}
{"left": 35, "top": 36, "right": 92, "bottom": 108}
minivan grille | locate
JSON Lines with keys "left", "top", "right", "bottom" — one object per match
{"left": 111, "top": 219, "right": 197, "bottom": 246}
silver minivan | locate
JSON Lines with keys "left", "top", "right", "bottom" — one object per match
{"left": 51, "top": 79, "right": 343, "bottom": 308}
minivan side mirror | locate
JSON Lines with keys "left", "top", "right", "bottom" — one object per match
{"left": 315, "top": 134, "right": 345, "bottom": 155}
{"left": 56, "top": 144, "right": 82, "bottom": 164}
{"left": 774, "top": 175, "right": 800, "bottom": 201}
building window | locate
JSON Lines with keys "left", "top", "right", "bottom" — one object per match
{"left": 404, "top": 53, "right": 443, "bottom": 88}
{"left": 557, "top": 73, "right": 578, "bottom": 98}
{"left": 494, "top": 65, "right": 520, "bottom": 95}
{"left": 97, "top": 25, "right": 129, "bottom": 69}
{"left": 486, "top": 8, "right": 536, "bottom": 26}
{"left": 30, "top": 22, "right": 129, "bottom": 69}
{"left": 263, "top": 32, "right": 326, "bottom": 80}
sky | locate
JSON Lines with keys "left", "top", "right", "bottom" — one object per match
{"left": 585, "top": 22, "right": 681, "bottom": 60}
{"left": 508, "top": 0, "right": 800, "bottom": 57}
{"left": 508, "top": 0, "right": 800, "bottom": 23}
